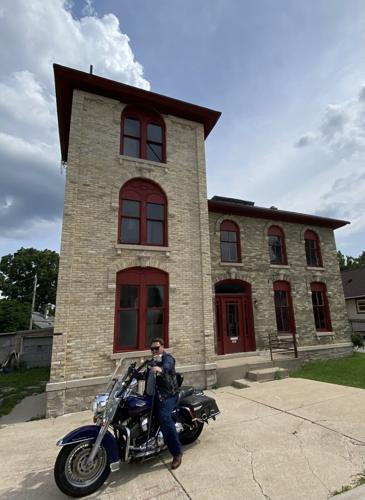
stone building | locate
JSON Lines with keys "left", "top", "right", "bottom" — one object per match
{"left": 341, "top": 267, "right": 365, "bottom": 341}
{"left": 46, "top": 65, "right": 351, "bottom": 416}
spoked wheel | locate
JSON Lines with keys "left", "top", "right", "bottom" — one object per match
{"left": 179, "top": 421, "right": 204, "bottom": 445}
{"left": 54, "top": 441, "right": 111, "bottom": 498}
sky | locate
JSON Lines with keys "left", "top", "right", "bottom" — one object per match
{"left": 0, "top": 0, "right": 364, "bottom": 258}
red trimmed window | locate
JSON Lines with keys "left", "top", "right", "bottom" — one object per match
{"left": 121, "top": 107, "right": 166, "bottom": 163}
{"left": 220, "top": 220, "right": 241, "bottom": 262}
{"left": 114, "top": 267, "right": 168, "bottom": 352}
{"left": 304, "top": 230, "right": 322, "bottom": 267}
{"left": 311, "top": 282, "right": 332, "bottom": 331}
{"left": 119, "top": 179, "right": 167, "bottom": 246}
{"left": 268, "top": 226, "right": 287, "bottom": 265}
{"left": 273, "top": 281, "right": 296, "bottom": 333}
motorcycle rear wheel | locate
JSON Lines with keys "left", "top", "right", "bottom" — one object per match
{"left": 179, "top": 421, "right": 204, "bottom": 445}
{"left": 54, "top": 441, "right": 111, "bottom": 498}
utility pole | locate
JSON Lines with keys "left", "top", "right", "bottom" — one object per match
{"left": 29, "top": 274, "right": 37, "bottom": 330}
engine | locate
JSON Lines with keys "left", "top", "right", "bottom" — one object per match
{"left": 123, "top": 414, "right": 184, "bottom": 460}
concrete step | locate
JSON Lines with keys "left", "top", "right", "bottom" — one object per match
{"left": 246, "top": 367, "right": 289, "bottom": 382}
{"left": 216, "top": 359, "right": 274, "bottom": 387}
{"left": 231, "top": 379, "right": 254, "bottom": 389}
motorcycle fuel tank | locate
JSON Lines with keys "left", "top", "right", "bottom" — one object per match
{"left": 126, "top": 394, "right": 152, "bottom": 416}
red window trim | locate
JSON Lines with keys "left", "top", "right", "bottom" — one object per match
{"left": 118, "top": 178, "right": 168, "bottom": 247}
{"left": 120, "top": 106, "right": 166, "bottom": 163}
{"left": 268, "top": 225, "right": 288, "bottom": 265}
{"left": 114, "top": 267, "right": 169, "bottom": 352}
{"left": 273, "top": 281, "right": 296, "bottom": 333}
{"left": 310, "top": 282, "right": 332, "bottom": 331}
{"left": 220, "top": 220, "right": 241, "bottom": 263}
{"left": 304, "top": 229, "right": 322, "bottom": 267}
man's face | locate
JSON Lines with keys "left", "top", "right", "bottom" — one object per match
{"left": 150, "top": 342, "right": 163, "bottom": 356}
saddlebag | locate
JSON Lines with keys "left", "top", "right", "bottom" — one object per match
{"left": 180, "top": 392, "right": 220, "bottom": 422}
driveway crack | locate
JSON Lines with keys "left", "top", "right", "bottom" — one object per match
{"left": 242, "top": 443, "right": 273, "bottom": 500}
{"left": 159, "top": 455, "right": 192, "bottom": 499}
{"left": 224, "top": 390, "right": 365, "bottom": 446}
{"left": 291, "top": 422, "right": 331, "bottom": 495}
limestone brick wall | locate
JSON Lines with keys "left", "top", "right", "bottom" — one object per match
{"left": 47, "top": 90, "right": 215, "bottom": 416}
{"left": 209, "top": 212, "right": 351, "bottom": 353}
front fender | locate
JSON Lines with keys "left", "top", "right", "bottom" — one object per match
{"left": 56, "top": 425, "right": 121, "bottom": 463}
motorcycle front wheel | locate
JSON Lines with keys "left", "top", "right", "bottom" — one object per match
{"left": 54, "top": 441, "right": 111, "bottom": 498}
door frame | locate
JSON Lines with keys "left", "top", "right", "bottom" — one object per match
{"left": 215, "top": 279, "right": 256, "bottom": 355}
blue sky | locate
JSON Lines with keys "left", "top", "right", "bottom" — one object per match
{"left": 1, "top": 0, "right": 364, "bottom": 257}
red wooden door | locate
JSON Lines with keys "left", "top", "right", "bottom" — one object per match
{"left": 216, "top": 294, "right": 255, "bottom": 354}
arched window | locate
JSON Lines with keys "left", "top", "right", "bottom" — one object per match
{"left": 304, "top": 230, "right": 322, "bottom": 267}
{"left": 119, "top": 179, "right": 167, "bottom": 246}
{"left": 310, "top": 282, "right": 331, "bottom": 331}
{"left": 268, "top": 226, "right": 287, "bottom": 265}
{"left": 220, "top": 220, "right": 241, "bottom": 262}
{"left": 114, "top": 267, "right": 168, "bottom": 352}
{"left": 121, "top": 107, "right": 166, "bottom": 163}
{"left": 273, "top": 281, "right": 295, "bottom": 333}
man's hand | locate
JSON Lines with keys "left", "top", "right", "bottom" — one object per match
{"left": 151, "top": 366, "right": 162, "bottom": 374}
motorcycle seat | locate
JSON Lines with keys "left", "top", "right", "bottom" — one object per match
{"left": 178, "top": 386, "right": 194, "bottom": 401}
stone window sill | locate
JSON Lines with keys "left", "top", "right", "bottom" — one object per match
{"left": 220, "top": 262, "right": 244, "bottom": 267}
{"left": 115, "top": 244, "right": 170, "bottom": 256}
{"left": 119, "top": 155, "right": 169, "bottom": 173}
{"left": 270, "top": 264, "right": 290, "bottom": 269}
{"left": 315, "top": 331, "right": 334, "bottom": 337}
{"left": 307, "top": 266, "right": 325, "bottom": 271}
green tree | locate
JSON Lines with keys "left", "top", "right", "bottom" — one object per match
{"left": 356, "top": 251, "right": 365, "bottom": 268}
{"left": 337, "top": 251, "right": 346, "bottom": 271}
{"left": 0, "top": 300, "right": 31, "bottom": 332}
{"left": 0, "top": 248, "right": 59, "bottom": 311}
{"left": 337, "top": 250, "right": 365, "bottom": 271}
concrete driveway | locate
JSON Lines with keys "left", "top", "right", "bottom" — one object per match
{"left": 1, "top": 378, "right": 365, "bottom": 499}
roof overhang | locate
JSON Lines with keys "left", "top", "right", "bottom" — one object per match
{"left": 208, "top": 199, "right": 350, "bottom": 230}
{"left": 54, "top": 64, "right": 221, "bottom": 162}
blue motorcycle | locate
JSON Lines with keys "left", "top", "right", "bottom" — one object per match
{"left": 54, "top": 359, "right": 220, "bottom": 497}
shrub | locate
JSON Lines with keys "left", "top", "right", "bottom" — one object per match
{"left": 351, "top": 333, "right": 364, "bottom": 349}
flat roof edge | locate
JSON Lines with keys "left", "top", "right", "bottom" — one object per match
{"left": 208, "top": 200, "right": 350, "bottom": 229}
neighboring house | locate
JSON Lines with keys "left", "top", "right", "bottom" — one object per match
{"left": 341, "top": 268, "right": 365, "bottom": 340}
{"left": 47, "top": 65, "right": 351, "bottom": 416}
{"left": 0, "top": 328, "right": 54, "bottom": 368}
{"left": 32, "top": 312, "right": 54, "bottom": 329}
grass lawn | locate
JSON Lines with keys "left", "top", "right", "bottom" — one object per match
{"left": 0, "top": 367, "right": 50, "bottom": 418}
{"left": 291, "top": 352, "right": 365, "bottom": 389}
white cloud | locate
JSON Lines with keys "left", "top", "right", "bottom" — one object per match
{"left": 0, "top": 0, "right": 150, "bottom": 89}
{"left": 209, "top": 82, "right": 365, "bottom": 256}
{"left": 81, "top": 0, "right": 97, "bottom": 17}
{"left": 285, "top": 87, "right": 365, "bottom": 254}
{"left": 0, "top": 0, "right": 150, "bottom": 255}
{"left": 295, "top": 92, "right": 365, "bottom": 155}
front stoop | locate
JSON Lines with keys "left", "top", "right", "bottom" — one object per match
{"left": 216, "top": 355, "right": 274, "bottom": 387}
{"left": 246, "top": 367, "right": 289, "bottom": 382}
{"left": 216, "top": 353, "right": 303, "bottom": 387}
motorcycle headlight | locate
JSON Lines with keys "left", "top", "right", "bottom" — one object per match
{"left": 91, "top": 393, "right": 109, "bottom": 415}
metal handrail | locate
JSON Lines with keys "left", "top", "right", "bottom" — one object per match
{"left": 268, "top": 332, "right": 298, "bottom": 361}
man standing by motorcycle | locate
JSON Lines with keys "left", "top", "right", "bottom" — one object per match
{"left": 145, "top": 338, "right": 182, "bottom": 470}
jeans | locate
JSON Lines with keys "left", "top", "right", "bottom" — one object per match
{"left": 156, "top": 394, "right": 182, "bottom": 457}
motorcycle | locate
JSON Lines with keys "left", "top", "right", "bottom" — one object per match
{"left": 54, "top": 358, "right": 220, "bottom": 497}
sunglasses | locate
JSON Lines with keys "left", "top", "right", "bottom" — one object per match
{"left": 151, "top": 346, "right": 161, "bottom": 351}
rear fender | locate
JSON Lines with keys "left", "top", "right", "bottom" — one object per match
{"left": 56, "top": 425, "right": 121, "bottom": 463}
{"left": 174, "top": 406, "right": 195, "bottom": 424}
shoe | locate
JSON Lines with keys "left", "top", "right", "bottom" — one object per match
{"left": 171, "top": 454, "right": 182, "bottom": 470}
